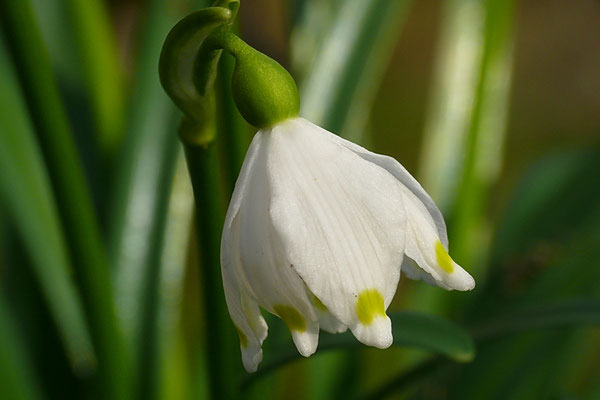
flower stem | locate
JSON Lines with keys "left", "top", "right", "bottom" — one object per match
{"left": 216, "top": 51, "right": 251, "bottom": 194}
{"left": 183, "top": 140, "right": 240, "bottom": 399}
{"left": 0, "top": 0, "right": 129, "bottom": 398}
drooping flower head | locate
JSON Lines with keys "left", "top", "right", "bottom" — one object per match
{"left": 159, "top": 5, "right": 475, "bottom": 372}
{"left": 211, "top": 32, "right": 475, "bottom": 372}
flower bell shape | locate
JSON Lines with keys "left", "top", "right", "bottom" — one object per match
{"left": 222, "top": 118, "right": 475, "bottom": 372}
{"left": 217, "top": 33, "right": 475, "bottom": 373}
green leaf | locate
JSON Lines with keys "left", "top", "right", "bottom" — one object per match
{"left": 490, "top": 148, "right": 600, "bottom": 265}
{"left": 0, "top": 40, "right": 94, "bottom": 372}
{"left": 61, "top": 0, "right": 125, "bottom": 157}
{"left": 243, "top": 311, "right": 475, "bottom": 386}
{"left": 372, "top": 298, "right": 600, "bottom": 400}
{"left": 418, "top": 0, "right": 516, "bottom": 269}
{"left": 0, "top": 297, "right": 44, "bottom": 400}
{"left": 0, "top": 1, "right": 129, "bottom": 397}
{"left": 105, "top": 0, "right": 188, "bottom": 397}
{"left": 472, "top": 299, "right": 600, "bottom": 342}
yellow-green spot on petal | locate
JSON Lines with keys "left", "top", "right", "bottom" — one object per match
{"left": 273, "top": 304, "right": 306, "bottom": 332}
{"left": 435, "top": 240, "right": 454, "bottom": 273}
{"left": 355, "top": 289, "right": 385, "bottom": 325}
{"left": 312, "top": 294, "right": 328, "bottom": 311}
{"left": 235, "top": 326, "right": 248, "bottom": 348}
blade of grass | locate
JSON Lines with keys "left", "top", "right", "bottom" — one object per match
{"left": 0, "top": 1, "right": 129, "bottom": 398}
{"left": 106, "top": 1, "right": 182, "bottom": 397}
{"left": 418, "top": 0, "right": 486, "bottom": 212}
{"left": 0, "top": 40, "right": 94, "bottom": 372}
{"left": 157, "top": 155, "right": 196, "bottom": 400}
{"left": 297, "top": 0, "right": 414, "bottom": 139}
{"left": 407, "top": 0, "right": 516, "bottom": 319}
{"left": 472, "top": 299, "right": 600, "bottom": 342}
{"left": 242, "top": 311, "right": 475, "bottom": 388}
{"left": 0, "top": 296, "right": 44, "bottom": 400}
{"left": 61, "top": 0, "right": 125, "bottom": 158}
{"left": 450, "top": 0, "right": 515, "bottom": 269}
{"left": 418, "top": 0, "right": 515, "bottom": 269}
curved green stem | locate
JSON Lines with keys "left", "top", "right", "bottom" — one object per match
{"left": 159, "top": 0, "right": 239, "bottom": 143}
{"left": 159, "top": 1, "right": 242, "bottom": 397}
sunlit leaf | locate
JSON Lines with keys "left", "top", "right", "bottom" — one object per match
{"left": 297, "top": 0, "right": 414, "bottom": 140}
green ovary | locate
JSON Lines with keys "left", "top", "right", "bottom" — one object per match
{"left": 273, "top": 304, "right": 306, "bottom": 332}
{"left": 356, "top": 289, "right": 386, "bottom": 325}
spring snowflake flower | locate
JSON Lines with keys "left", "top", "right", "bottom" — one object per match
{"left": 221, "top": 117, "right": 475, "bottom": 372}
{"left": 158, "top": 14, "right": 474, "bottom": 372}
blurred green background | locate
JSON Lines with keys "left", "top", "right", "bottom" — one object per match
{"left": 1, "top": 0, "right": 599, "bottom": 399}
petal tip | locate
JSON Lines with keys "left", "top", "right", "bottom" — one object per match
{"left": 241, "top": 347, "right": 263, "bottom": 373}
{"left": 351, "top": 315, "right": 393, "bottom": 349}
{"left": 291, "top": 329, "right": 319, "bottom": 357}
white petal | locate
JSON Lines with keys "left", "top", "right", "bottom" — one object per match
{"left": 221, "top": 246, "right": 268, "bottom": 372}
{"left": 306, "top": 289, "right": 347, "bottom": 334}
{"left": 400, "top": 185, "right": 475, "bottom": 291}
{"left": 400, "top": 257, "right": 438, "bottom": 287}
{"left": 267, "top": 118, "right": 406, "bottom": 348}
{"left": 325, "top": 129, "right": 449, "bottom": 247}
{"left": 289, "top": 318, "right": 320, "bottom": 357}
{"left": 323, "top": 123, "right": 474, "bottom": 291}
{"left": 223, "top": 272, "right": 267, "bottom": 372}
{"left": 221, "top": 134, "right": 269, "bottom": 372}
{"left": 352, "top": 315, "right": 392, "bottom": 349}
{"left": 230, "top": 128, "right": 320, "bottom": 357}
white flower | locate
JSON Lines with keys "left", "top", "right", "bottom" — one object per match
{"left": 221, "top": 117, "right": 475, "bottom": 372}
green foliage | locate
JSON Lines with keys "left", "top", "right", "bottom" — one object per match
{"left": 0, "top": 37, "right": 94, "bottom": 372}
{"left": 0, "top": 0, "right": 598, "bottom": 399}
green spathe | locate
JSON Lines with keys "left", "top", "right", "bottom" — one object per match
{"left": 209, "top": 31, "right": 300, "bottom": 128}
